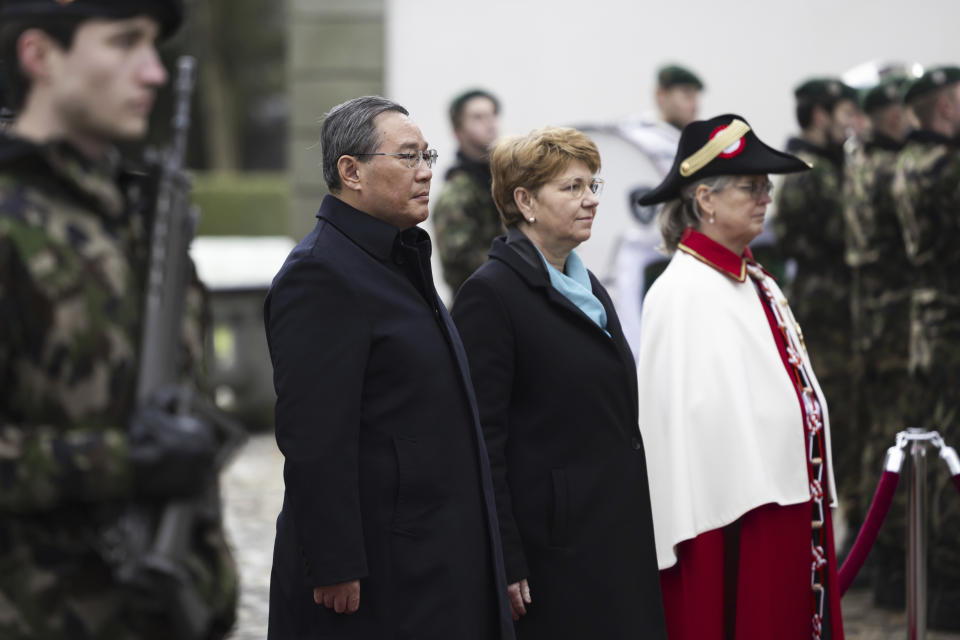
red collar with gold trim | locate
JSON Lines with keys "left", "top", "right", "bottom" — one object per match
{"left": 677, "top": 228, "right": 755, "bottom": 282}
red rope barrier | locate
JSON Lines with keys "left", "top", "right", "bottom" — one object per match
{"left": 838, "top": 470, "right": 901, "bottom": 597}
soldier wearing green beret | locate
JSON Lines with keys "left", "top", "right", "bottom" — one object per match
{"left": 0, "top": 1, "right": 238, "bottom": 638}
{"left": 432, "top": 89, "right": 503, "bottom": 295}
{"left": 842, "top": 76, "right": 917, "bottom": 604}
{"left": 772, "top": 77, "right": 862, "bottom": 535}
{"left": 620, "top": 63, "right": 704, "bottom": 177}
{"left": 890, "top": 64, "right": 960, "bottom": 629}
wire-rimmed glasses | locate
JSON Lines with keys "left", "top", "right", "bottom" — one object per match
{"left": 355, "top": 149, "right": 439, "bottom": 169}
{"left": 735, "top": 179, "right": 774, "bottom": 200}
{"left": 558, "top": 177, "right": 605, "bottom": 200}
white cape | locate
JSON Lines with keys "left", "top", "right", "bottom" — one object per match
{"left": 637, "top": 250, "right": 837, "bottom": 570}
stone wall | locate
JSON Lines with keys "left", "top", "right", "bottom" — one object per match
{"left": 287, "top": 0, "right": 385, "bottom": 240}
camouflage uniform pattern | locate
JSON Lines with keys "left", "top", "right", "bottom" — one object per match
{"left": 432, "top": 156, "right": 503, "bottom": 294}
{"left": 843, "top": 133, "right": 918, "bottom": 604}
{"left": 889, "top": 130, "right": 960, "bottom": 620}
{"left": 0, "top": 133, "right": 236, "bottom": 639}
{"left": 773, "top": 138, "right": 860, "bottom": 518}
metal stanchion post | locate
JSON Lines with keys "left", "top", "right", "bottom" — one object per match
{"left": 906, "top": 427, "right": 928, "bottom": 640}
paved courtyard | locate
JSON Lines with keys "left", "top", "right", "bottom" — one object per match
{"left": 222, "top": 433, "right": 960, "bottom": 639}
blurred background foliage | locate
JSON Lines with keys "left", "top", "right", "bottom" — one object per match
{"left": 192, "top": 172, "right": 290, "bottom": 236}
{"left": 141, "top": 0, "right": 290, "bottom": 237}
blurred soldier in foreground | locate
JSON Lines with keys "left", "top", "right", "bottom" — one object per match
{"left": 432, "top": 88, "right": 502, "bottom": 294}
{"left": 615, "top": 64, "right": 704, "bottom": 356}
{"left": 773, "top": 77, "right": 861, "bottom": 530}
{"left": 0, "top": 1, "right": 238, "bottom": 638}
{"left": 620, "top": 64, "right": 704, "bottom": 178}
{"left": 843, "top": 78, "right": 914, "bottom": 602}
{"left": 891, "top": 65, "right": 960, "bottom": 629}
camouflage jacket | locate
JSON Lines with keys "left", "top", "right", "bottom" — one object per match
{"left": 892, "top": 130, "right": 960, "bottom": 291}
{"left": 843, "top": 133, "right": 912, "bottom": 370}
{"left": 432, "top": 151, "right": 503, "bottom": 293}
{"left": 0, "top": 135, "right": 144, "bottom": 510}
{"left": 0, "top": 132, "right": 234, "bottom": 638}
{"left": 773, "top": 137, "right": 851, "bottom": 375}
{"left": 892, "top": 129, "right": 960, "bottom": 374}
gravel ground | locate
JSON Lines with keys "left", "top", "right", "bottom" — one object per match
{"left": 223, "top": 434, "right": 284, "bottom": 640}
{"left": 222, "top": 433, "right": 960, "bottom": 639}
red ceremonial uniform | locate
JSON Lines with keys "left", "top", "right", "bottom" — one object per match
{"left": 651, "top": 229, "right": 844, "bottom": 640}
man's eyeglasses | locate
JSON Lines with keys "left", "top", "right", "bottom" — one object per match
{"left": 734, "top": 180, "right": 774, "bottom": 200}
{"left": 558, "top": 177, "right": 605, "bottom": 200}
{"left": 355, "top": 149, "right": 439, "bottom": 169}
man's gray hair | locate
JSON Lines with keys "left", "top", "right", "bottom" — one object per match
{"left": 656, "top": 175, "right": 736, "bottom": 254}
{"left": 321, "top": 96, "right": 409, "bottom": 192}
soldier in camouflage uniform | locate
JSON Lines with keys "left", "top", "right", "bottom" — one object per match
{"left": 0, "top": 1, "right": 237, "bottom": 638}
{"left": 890, "top": 65, "right": 960, "bottom": 629}
{"left": 432, "top": 89, "right": 503, "bottom": 294}
{"left": 773, "top": 77, "right": 862, "bottom": 530}
{"left": 843, "top": 77, "right": 916, "bottom": 605}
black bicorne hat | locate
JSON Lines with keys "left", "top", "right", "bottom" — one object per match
{"left": 637, "top": 113, "right": 810, "bottom": 206}
{"left": 0, "top": 0, "right": 183, "bottom": 40}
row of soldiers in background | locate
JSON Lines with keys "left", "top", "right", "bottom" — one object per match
{"left": 773, "top": 67, "right": 960, "bottom": 629}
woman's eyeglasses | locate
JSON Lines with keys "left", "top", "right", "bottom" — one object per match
{"left": 558, "top": 177, "right": 605, "bottom": 200}
{"left": 735, "top": 180, "right": 774, "bottom": 200}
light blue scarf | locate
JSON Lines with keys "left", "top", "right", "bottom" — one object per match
{"left": 536, "top": 248, "right": 609, "bottom": 335}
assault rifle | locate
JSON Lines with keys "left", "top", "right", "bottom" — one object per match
{"left": 102, "top": 56, "right": 248, "bottom": 639}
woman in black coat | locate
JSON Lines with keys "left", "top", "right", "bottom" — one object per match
{"left": 451, "top": 127, "right": 667, "bottom": 639}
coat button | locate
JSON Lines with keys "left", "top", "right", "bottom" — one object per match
{"left": 631, "top": 437, "right": 642, "bottom": 451}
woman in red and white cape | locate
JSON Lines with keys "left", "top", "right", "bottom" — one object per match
{"left": 636, "top": 113, "right": 844, "bottom": 640}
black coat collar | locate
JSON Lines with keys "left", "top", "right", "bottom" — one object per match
{"left": 489, "top": 227, "right": 619, "bottom": 341}
{"left": 316, "top": 194, "right": 431, "bottom": 263}
{"left": 488, "top": 227, "right": 639, "bottom": 429}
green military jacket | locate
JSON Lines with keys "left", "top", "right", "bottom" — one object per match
{"left": 0, "top": 132, "right": 235, "bottom": 638}
{"left": 843, "top": 133, "right": 911, "bottom": 372}
{"left": 773, "top": 137, "right": 851, "bottom": 376}
{"left": 892, "top": 129, "right": 960, "bottom": 374}
{"left": 432, "top": 151, "right": 503, "bottom": 294}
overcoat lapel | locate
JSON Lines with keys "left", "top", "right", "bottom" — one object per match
{"left": 489, "top": 238, "right": 605, "bottom": 337}
{"left": 488, "top": 236, "right": 640, "bottom": 440}
{"left": 432, "top": 293, "right": 516, "bottom": 638}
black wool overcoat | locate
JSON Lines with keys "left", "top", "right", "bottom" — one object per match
{"left": 264, "top": 195, "right": 514, "bottom": 640}
{"left": 452, "top": 229, "right": 667, "bottom": 640}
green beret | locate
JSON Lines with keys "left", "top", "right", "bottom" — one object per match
{"left": 861, "top": 79, "right": 907, "bottom": 113}
{"left": 904, "top": 66, "right": 960, "bottom": 104}
{"left": 658, "top": 64, "right": 704, "bottom": 90}
{"left": 0, "top": 0, "right": 183, "bottom": 40}
{"left": 794, "top": 77, "right": 858, "bottom": 105}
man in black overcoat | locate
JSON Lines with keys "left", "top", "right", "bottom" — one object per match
{"left": 264, "top": 96, "right": 515, "bottom": 640}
